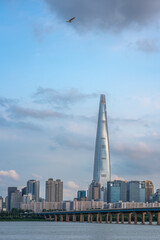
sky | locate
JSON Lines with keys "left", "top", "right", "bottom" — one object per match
{"left": 0, "top": 0, "right": 160, "bottom": 200}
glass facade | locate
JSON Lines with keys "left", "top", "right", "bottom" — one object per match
{"left": 93, "top": 94, "right": 111, "bottom": 188}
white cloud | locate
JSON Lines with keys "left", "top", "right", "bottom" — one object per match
{"left": 111, "top": 175, "right": 125, "bottom": 181}
{"left": 0, "top": 170, "right": 19, "bottom": 180}
{"left": 66, "top": 181, "right": 79, "bottom": 189}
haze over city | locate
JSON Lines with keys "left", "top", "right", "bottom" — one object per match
{"left": 1, "top": 0, "right": 160, "bottom": 200}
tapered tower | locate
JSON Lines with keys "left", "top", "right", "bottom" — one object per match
{"left": 93, "top": 94, "right": 111, "bottom": 188}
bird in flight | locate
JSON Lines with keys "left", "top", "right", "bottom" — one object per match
{"left": 66, "top": 17, "right": 75, "bottom": 23}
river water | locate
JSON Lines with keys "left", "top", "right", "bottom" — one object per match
{"left": 0, "top": 222, "right": 160, "bottom": 240}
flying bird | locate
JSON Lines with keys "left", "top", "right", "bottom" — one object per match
{"left": 66, "top": 17, "right": 75, "bottom": 23}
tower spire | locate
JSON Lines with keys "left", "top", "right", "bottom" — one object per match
{"left": 93, "top": 94, "right": 111, "bottom": 187}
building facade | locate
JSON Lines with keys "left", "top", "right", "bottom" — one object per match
{"left": 145, "top": 180, "right": 154, "bottom": 202}
{"left": 127, "top": 181, "right": 145, "bottom": 202}
{"left": 10, "top": 190, "right": 22, "bottom": 210}
{"left": 93, "top": 94, "right": 111, "bottom": 188}
{"left": 27, "top": 180, "right": 40, "bottom": 202}
{"left": 77, "top": 190, "right": 86, "bottom": 200}
{"left": 55, "top": 179, "right": 63, "bottom": 202}
{"left": 88, "top": 180, "right": 101, "bottom": 201}
{"left": 45, "top": 179, "right": 63, "bottom": 202}
{"left": 152, "top": 189, "right": 160, "bottom": 202}
{"left": 7, "top": 187, "right": 17, "bottom": 211}
{"left": 0, "top": 196, "right": 3, "bottom": 212}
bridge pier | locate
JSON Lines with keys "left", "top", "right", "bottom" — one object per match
{"left": 88, "top": 214, "right": 91, "bottom": 223}
{"left": 66, "top": 214, "right": 69, "bottom": 222}
{"left": 99, "top": 214, "right": 102, "bottom": 223}
{"left": 142, "top": 212, "right": 146, "bottom": 225}
{"left": 60, "top": 215, "right": 63, "bottom": 222}
{"left": 128, "top": 213, "right": 131, "bottom": 224}
{"left": 116, "top": 213, "right": 120, "bottom": 224}
{"left": 72, "top": 214, "right": 76, "bottom": 222}
{"left": 134, "top": 213, "right": 137, "bottom": 224}
{"left": 110, "top": 214, "right": 112, "bottom": 224}
{"left": 121, "top": 213, "right": 124, "bottom": 224}
{"left": 157, "top": 212, "right": 160, "bottom": 225}
{"left": 80, "top": 214, "right": 84, "bottom": 223}
{"left": 149, "top": 212, "right": 152, "bottom": 225}
{"left": 54, "top": 215, "right": 57, "bottom": 222}
{"left": 106, "top": 214, "right": 108, "bottom": 224}
{"left": 96, "top": 214, "right": 99, "bottom": 223}
{"left": 90, "top": 214, "right": 93, "bottom": 223}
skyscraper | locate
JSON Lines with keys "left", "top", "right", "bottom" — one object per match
{"left": 93, "top": 94, "right": 111, "bottom": 188}
{"left": 27, "top": 180, "right": 40, "bottom": 202}
{"left": 7, "top": 187, "right": 17, "bottom": 211}
{"left": 107, "top": 180, "right": 127, "bottom": 203}
{"left": 10, "top": 190, "right": 22, "bottom": 210}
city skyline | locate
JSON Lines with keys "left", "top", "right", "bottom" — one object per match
{"left": 1, "top": 0, "right": 160, "bottom": 200}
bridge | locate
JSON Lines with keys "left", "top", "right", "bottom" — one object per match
{"left": 33, "top": 207, "right": 160, "bottom": 225}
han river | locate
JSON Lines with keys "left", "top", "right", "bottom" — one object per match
{"left": 0, "top": 222, "right": 160, "bottom": 240}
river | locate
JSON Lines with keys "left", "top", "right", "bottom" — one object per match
{"left": 0, "top": 221, "right": 160, "bottom": 240}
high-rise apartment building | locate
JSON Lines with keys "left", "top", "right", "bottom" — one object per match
{"left": 27, "top": 180, "right": 40, "bottom": 202}
{"left": 145, "top": 180, "right": 154, "bottom": 203}
{"left": 46, "top": 178, "right": 55, "bottom": 202}
{"left": 0, "top": 196, "right": 3, "bottom": 212}
{"left": 7, "top": 187, "right": 17, "bottom": 211}
{"left": 55, "top": 179, "right": 63, "bottom": 202}
{"left": 45, "top": 179, "right": 63, "bottom": 202}
{"left": 93, "top": 94, "right": 111, "bottom": 188}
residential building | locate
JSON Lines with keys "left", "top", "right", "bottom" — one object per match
{"left": 45, "top": 178, "right": 63, "bottom": 202}
{"left": 0, "top": 196, "right": 3, "bottom": 212}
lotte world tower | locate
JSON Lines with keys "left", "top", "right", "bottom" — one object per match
{"left": 93, "top": 94, "right": 111, "bottom": 188}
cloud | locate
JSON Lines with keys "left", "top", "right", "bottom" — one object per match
{"left": 34, "top": 87, "right": 98, "bottom": 108}
{"left": 9, "top": 106, "right": 66, "bottom": 119}
{"left": 0, "top": 115, "right": 41, "bottom": 131}
{"left": 111, "top": 175, "right": 125, "bottom": 181}
{"left": 31, "top": 173, "right": 43, "bottom": 180}
{"left": 0, "top": 97, "right": 18, "bottom": 107}
{"left": 64, "top": 181, "right": 79, "bottom": 199}
{"left": 136, "top": 39, "right": 159, "bottom": 53}
{"left": 111, "top": 142, "right": 160, "bottom": 176}
{"left": 0, "top": 170, "right": 19, "bottom": 180}
{"left": 45, "top": 0, "right": 160, "bottom": 32}
{"left": 66, "top": 181, "right": 79, "bottom": 189}
{"left": 54, "top": 132, "right": 94, "bottom": 151}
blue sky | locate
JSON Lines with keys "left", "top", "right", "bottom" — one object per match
{"left": 0, "top": 0, "right": 160, "bottom": 199}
